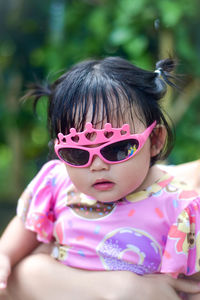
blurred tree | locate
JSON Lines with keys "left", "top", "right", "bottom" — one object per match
{"left": 0, "top": 0, "right": 51, "bottom": 200}
{"left": 0, "top": 0, "right": 200, "bottom": 203}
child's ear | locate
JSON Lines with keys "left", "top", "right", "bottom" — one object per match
{"left": 150, "top": 125, "right": 167, "bottom": 157}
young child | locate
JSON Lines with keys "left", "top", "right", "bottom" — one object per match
{"left": 0, "top": 56, "right": 200, "bottom": 299}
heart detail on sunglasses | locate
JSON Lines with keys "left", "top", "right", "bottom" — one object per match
{"left": 120, "top": 130, "right": 127, "bottom": 136}
{"left": 85, "top": 132, "right": 97, "bottom": 141}
{"left": 71, "top": 135, "right": 80, "bottom": 143}
{"left": 104, "top": 131, "right": 114, "bottom": 139}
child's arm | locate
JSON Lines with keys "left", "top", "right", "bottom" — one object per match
{"left": 0, "top": 216, "right": 39, "bottom": 289}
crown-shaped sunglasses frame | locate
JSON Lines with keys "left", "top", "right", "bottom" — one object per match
{"left": 54, "top": 121, "right": 157, "bottom": 167}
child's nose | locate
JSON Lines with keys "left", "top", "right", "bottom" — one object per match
{"left": 89, "top": 155, "right": 110, "bottom": 171}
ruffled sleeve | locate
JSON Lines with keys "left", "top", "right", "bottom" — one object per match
{"left": 161, "top": 197, "right": 200, "bottom": 277}
{"left": 17, "top": 160, "right": 59, "bottom": 243}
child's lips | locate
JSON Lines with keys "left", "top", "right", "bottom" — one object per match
{"left": 92, "top": 179, "right": 115, "bottom": 191}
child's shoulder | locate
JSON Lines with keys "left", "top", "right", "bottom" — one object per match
{"left": 30, "top": 159, "right": 69, "bottom": 190}
{"left": 154, "top": 169, "right": 199, "bottom": 225}
{"left": 40, "top": 159, "right": 65, "bottom": 171}
{"left": 126, "top": 167, "right": 198, "bottom": 207}
{"left": 37, "top": 159, "right": 66, "bottom": 177}
{"left": 157, "top": 164, "right": 199, "bottom": 199}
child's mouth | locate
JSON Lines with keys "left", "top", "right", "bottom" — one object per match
{"left": 93, "top": 180, "right": 115, "bottom": 191}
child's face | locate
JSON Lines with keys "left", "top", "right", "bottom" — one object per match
{"left": 64, "top": 116, "right": 156, "bottom": 203}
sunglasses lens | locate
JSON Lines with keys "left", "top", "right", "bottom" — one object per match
{"left": 58, "top": 148, "right": 89, "bottom": 166}
{"left": 100, "top": 139, "right": 139, "bottom": 162}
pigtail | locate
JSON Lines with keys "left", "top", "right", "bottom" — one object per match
{"left": 154, "top": 58, "right": 178, "bottom": 90}
{"left": 22, "top": 82, "right": 53, "bottom": 112}
{"left": 156, "top": 58, "right": 176, "bottom": 73}
{"left": 22, "top": 80, "right": 60, "bottom": 159}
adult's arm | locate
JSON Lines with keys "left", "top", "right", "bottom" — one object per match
{"left": 5, "top": 246, "right": 200, "bottom": 300}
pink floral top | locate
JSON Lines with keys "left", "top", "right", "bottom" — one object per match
{"left": 17, "top": 160, "right": 200, "bottom": 277}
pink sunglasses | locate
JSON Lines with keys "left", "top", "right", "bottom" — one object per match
{"left": 54, "top": 121, "right": 156, "bottom": 168}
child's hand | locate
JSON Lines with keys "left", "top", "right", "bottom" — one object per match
{"left": 0, "top": 253, "right": 11, "bottom": 291}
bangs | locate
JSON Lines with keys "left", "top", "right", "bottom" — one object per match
{"left": 53, "top": 74, "right": 136, "bottom": 135}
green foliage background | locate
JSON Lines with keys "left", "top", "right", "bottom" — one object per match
{"left": 0, "top": 0, "right": 200, "bottom": 207}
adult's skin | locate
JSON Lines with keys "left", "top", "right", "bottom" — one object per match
{"left": 167, "top": 160, "right": 200, "bottom": 193}
{"left": 1, "top": 160, "right": 200, "bottom": 300}
{"left": 3, "top": 246, "right": 200, "bottom": 300}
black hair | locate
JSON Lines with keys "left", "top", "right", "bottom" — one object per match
{"left": 25, "top": 56, "right": 177, "bottom": 164}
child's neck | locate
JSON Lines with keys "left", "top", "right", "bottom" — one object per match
{"left": 135, "top": 165, "right": 165, "bottom": 192}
